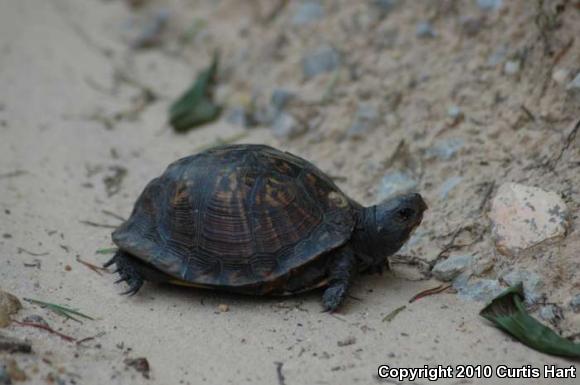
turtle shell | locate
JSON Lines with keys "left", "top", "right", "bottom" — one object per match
{"left": 112, "top": 144, "right": 355, "bottom": 293}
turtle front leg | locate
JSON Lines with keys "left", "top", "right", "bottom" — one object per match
{"left": 322, "top": 246, "right": 357, "bottom": 312}
{"left": 104, "top": 250, "right": 144, "bottom": 296}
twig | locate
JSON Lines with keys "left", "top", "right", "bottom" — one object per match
{"left": 274, "top": 362, "right": 286, "bottom": 385}
{"left": 13, "top": 320, "right": 76, "bottom": 342}
{"left": 409, "top": 284, "right": 452, "bottom": 303}
{"left": 17, "top": 247, "right": 49, "bottom": 257}
{"left": 478, "top": 181, "right": 495, "bottom": 212}
{"left": 101, "top": 210, "right": 126, "bottom": 222}
{"left": 520, "top": 105, "right": 536, "bottom": 122}
{"left": 76, "top": 255, "right": 110, "bottom": 276}
{"left": 549, "top": 119, "right": 580, "bottom": 169}
{"left": 79, "top": 220, "right": 117, "bottom": 229}
{"left": 76, "top": 331, "right": 105, "bottom": 346}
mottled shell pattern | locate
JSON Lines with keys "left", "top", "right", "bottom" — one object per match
{"left": 112, "top": 145, "right": 356, "bottom": 294}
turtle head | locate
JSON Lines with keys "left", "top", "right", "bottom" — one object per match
{"left": 354, "top": 193, "right": 427, "bottom": 267}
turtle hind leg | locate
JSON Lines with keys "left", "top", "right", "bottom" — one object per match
{"left": 106, "top": 250, "right": 144, "bottom": 295}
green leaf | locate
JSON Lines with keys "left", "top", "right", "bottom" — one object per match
{"left": 480, "top": 284, "right": 580, "bottom": 357}
{"left": 169, "top": 52, "right": 222, "bottom": 132}
{"left": 24, "top": 298, "right": 94, "bottom": 323}
{"left": 382, "top": 305, "right": 406, "bottom": 323}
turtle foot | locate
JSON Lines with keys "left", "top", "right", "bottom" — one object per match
{"left": 106, "top": 251, "right": 144, "bottom": 296}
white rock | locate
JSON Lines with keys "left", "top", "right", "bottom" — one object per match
{"left": 552, "top": 68, "right": 569, "bottom": 84}
{"left": 489, "top": 183, "right": 569, "bottom": 256}
{"left": 566, "top": 73, "right": 580, "bottom": 92}
{"left": 504, "top": 60, "right": 520, "bottom": 75}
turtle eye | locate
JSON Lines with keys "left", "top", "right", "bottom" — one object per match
{"left": 397, "top": 207, "right": 415, "bottom": 222}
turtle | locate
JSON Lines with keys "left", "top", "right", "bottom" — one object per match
{"left": 105, "top": 144, "right": 427, "bottom": 311}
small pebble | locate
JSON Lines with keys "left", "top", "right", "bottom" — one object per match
{"left": 538, "top": 305, "right": 558, "bottom": 322}
{"left": 124, "top": 358, "right": 150, "bottom": 379}
{"left": 272, "top": 112, "right": 306, "bottom": 139}
{"left": 460, "top": 17, "right": 483, "bottom": 37}
{"left": 270, "top": 89, "right": 295, "bottom": 112}
{"left": 477, "top": 0, "right": 503, "bottom": 11}
{"left": 415, "top": 21, "right": 436, "bottom": 39}
{"left": 347, "top": 103, "right": 380, "bottom": 139}
{"left": 64, "top": 265, "right": 72, "bottom": 272}
{"left": 292, "top": 1, "right": 324, "bottom": 26}
{"left": 438, "top": 176, "right": 462, "bottom": 199}
{"left": 425, "top": 138, "right": 464, "bottom": 160}
{"left": 337, "top": 336, "right": 356, "bottom": 347}
{"left": 552, "top": 68, "right": 569, "bottom": 84}
{"left": 570, "top": 295, "right": 580, "bottom": 313}
{"left": 566, "top": 73, "right": 580, "bottom": 92}
{"left": 372, "top": 0, "right": 397, "bottom": 15}
{"left": 302, "top": 45, "right": 341, "bottom": 79}
{"left": 487, "top": 45, "right": 508, "bottom": 67}
{"left": 0, "top": 290, "right": 21, "bottom": 328}
{"left": 218, "top": 304, "right": 230, "bottom": 312}
{"left": 504, "top": 60, "right": 520, "bottom": 75}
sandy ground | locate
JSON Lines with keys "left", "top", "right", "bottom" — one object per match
{"left": 1, "top": 0, "right": 579, "bottom": 384}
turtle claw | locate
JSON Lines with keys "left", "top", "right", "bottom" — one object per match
{"left": 103, "top": 254, "right": 117, "bottom": 268}
{"left": 108, "top": 251, "right": 144, "bottom": 295}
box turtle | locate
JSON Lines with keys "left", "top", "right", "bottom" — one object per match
{"left": 105, "top": 144, "right": 427, "bottom": 311}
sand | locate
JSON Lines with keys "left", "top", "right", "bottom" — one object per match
{"left": 1, "top": 0, "right": 579, "bottom": 384}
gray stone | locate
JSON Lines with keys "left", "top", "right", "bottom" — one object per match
{"left": 489, "top": 183, "right": 569, "bottom": 256}
{"left": 302, "top": 45, "right": 341, "bottom": 79}
{"left": 570, "top": 294, "right": 580, "bottom": 313}
{"left": 415, "top": 21, "right": 436, "bottom": 39}
{"left": 272, "top": 112, "right": 306, "bottom": 139}
{"left": 373, "top": 0, "right": 397, "bottom": 15}
{"left": 439, "top": 176, "right": 462, "bottom": 199}
{"left": 538, "top": 305, "right": 557, "bottom": 322}
{"left": 432, "top": 255, "right": 473, "bottom": 281}
{"left": 271, "top": 89, "right": 295, "bottom": 112}
{"left": 552, "top": 68, "right": 570, "bottom": 84}
{"left": 447, "top": 105, "right": 463, "bottom": 119}
{"left": 477, "top": 0, "right": 503, "bottom": 11}
{"left": 347, "top": 103, "right": 380, "bottom": 139}
{"left": 453, "top": 276, "right": 503, "bottom": 302}
{"left": 0, "top": 365, "right": 11, "bottom": 385}
{"left": 252, "top": 105, "right": 276, "bottom": 126}
{"left": 226, "top": 107, "right": 251, "bottom": 128}
{"left": 460, "top": 16, "right": 483, "bottom": 37}
{"left": 426, "top": 138, "right": 464, "bottom": 160}
{"left": 292, "top": 1, "right": 324, "bottom": 26}
{"left": 129, "top": 8, "right": 171, "bottom": 49}
{"left": 504, "top": 60, "right": 520, "bottom": 75}
{"left": 377, "top": 171, "right": 417, "bottom": 202}
{"left": 487, "top": 45, "right": 508, "bottom": 67}
{"left": 566, "top": 73, "right": 580, "bottom": 92}
{"left": 502, "top": 270, "right": 543, "bottom": 304}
